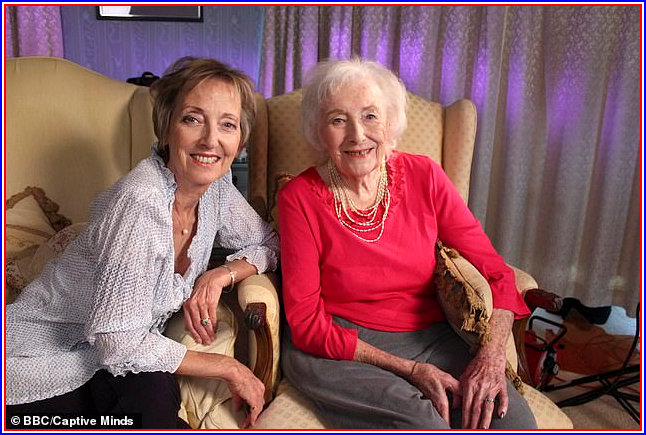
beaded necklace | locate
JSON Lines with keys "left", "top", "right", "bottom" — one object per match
{"left": 327, "top": 158, "right": 391, "bottom": 243}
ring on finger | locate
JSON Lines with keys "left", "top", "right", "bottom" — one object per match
{"left": 484, "top": 397, "right": 495, "bottom": 403}
{"left": 201, "top": 318, "right": 210, "bottom": 326}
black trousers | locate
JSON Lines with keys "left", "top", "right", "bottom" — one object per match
{"left": 6, "top": 370, "right": 189, "bottom": 429}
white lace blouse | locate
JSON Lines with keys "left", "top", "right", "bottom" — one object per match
{"left": 6, "top": 146, "right": 279, "bottom": 405}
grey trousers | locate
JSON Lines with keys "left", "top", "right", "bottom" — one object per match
{"left": 282, "top": 318, "right": 537, "bottom": 429}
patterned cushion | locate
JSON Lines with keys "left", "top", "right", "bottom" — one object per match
{"left": 434, "top": 242, "right": 522, "bottom": 391}
{"left": 5, "top": 187, "right": 70, "bottom": 303}
{"left": 6, "top": 186, "right": 71, "bottom": 233}
{"left": 5, "top": 222, "right": 87, "bottom": 304}
{"left": 6, "top": 190, "right": 57, "bottom": 257}
{"left": 164, "top": 307, "right": 241, "bottom": 429}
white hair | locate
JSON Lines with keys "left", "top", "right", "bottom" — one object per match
{"left": 300, "top": 58, "right": 408, "bottom": 154}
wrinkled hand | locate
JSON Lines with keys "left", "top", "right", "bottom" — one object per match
{"left": 183, "top": 268, "right": 230, "bottom": 345}
{"left": 409, "top": 361, "right": 461, "bottom": 424}
{"left": 459, "top": 347, "right": 508, "bottom": 429}
{"left": 228, "top": 362, "right": 266, "bottom": 428}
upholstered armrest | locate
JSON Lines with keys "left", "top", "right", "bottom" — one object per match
{"left": 164, "top": 306, "right": 241, "bottom": 428}
{"left": 237, "top": 273, "right": 281, "bottom": 403}
{"left": 509, "top": 265, "right": 562, "bottom": 312}
{"left": 509, "top": 265, "right": 538, "bottom": 293}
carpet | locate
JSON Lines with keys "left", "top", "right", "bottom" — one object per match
{"left": 544, "top": 309, "right": 640, "bottom": 376}
{"left": 545, "top": 372, "right": 641, "bottom": 430}
{"left": 530, "top": 307, "right": 641, "bottom": 429}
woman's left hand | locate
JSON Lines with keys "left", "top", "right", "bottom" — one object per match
{"left": 183, "top": 267, "right": 231, "bottom": 345}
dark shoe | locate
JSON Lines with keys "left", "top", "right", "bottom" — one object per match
{"left": 547, "top": 297, "right": 611, "bottom": 324}
{"left": 574, "top": 303, "right": 611, "bottom": 324}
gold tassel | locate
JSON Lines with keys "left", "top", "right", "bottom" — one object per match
{"left": 506, "top": 363, "right": 525, "bottom": 395}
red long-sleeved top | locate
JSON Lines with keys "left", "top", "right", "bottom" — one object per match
{"left": 278, "top": 151, "right": 530, "bottom": 361}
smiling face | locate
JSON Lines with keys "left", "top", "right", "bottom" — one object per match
{"left": 318, "top": 79, "right": 392, "bottom": 185}
{"left": 166, "top": 78, "right": 241, "bottom": 193}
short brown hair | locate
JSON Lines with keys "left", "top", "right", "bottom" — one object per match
{"left": 150, "top": 57, "right": 256, "bottom": 156}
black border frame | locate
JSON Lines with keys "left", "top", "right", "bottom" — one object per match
{"left": 96, "top": 6, "right": 203, "bottom": 22}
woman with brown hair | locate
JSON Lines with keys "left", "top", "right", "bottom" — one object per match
{"left": 6, "top": 57, "right": 278, "bottom": 429}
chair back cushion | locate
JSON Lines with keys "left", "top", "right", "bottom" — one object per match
{"left": 249, "top": 88, "right": 476, "bottom": 222}
{"left": 6, "top": 57, "right": 155, "bottom": 223}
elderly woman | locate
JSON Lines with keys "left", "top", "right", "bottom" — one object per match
{"left": 6, "top": 57, "right": 279, "bottom": 429}
{"left": 278, "top": 58, "right": 536, "bottom": 429}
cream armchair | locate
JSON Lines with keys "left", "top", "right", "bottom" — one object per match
{"left": 242, "top": 89, "right": 574, "bottom": 429}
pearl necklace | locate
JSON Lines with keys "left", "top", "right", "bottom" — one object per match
{"left": 327, "top": 158, "right": 391, "bottom": 243}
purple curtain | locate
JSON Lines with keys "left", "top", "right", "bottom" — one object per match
{"left": 6, "top": 6, "right": 64, "bottom": 57}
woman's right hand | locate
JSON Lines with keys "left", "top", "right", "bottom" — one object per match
{"left": 183, "top": 267, "right": 231, "bottom": 345}
{"left": 409, "top": 361, "right": 461, "bottom": 424}
{"left": 177, "top": 351, "right": 266, "bottom": 428}
{"left": 227, "top": 362, "right": 266, "bottom": 428}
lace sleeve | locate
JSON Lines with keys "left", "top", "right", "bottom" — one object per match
{"left": 94, "top": 330, "right": 186, "bottom": 376}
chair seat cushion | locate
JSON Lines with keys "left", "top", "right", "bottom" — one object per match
{"left": 164, "top": 307, "right": 242, "bottom": 429}
{"left": 522, "top": 383, "right": 574, "bottom": 429}
{"left": 254, "top": 379, "right": 572, "bottom": 429}
{"left": 253, "top": 379, "right": 326, "bottom": 429}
